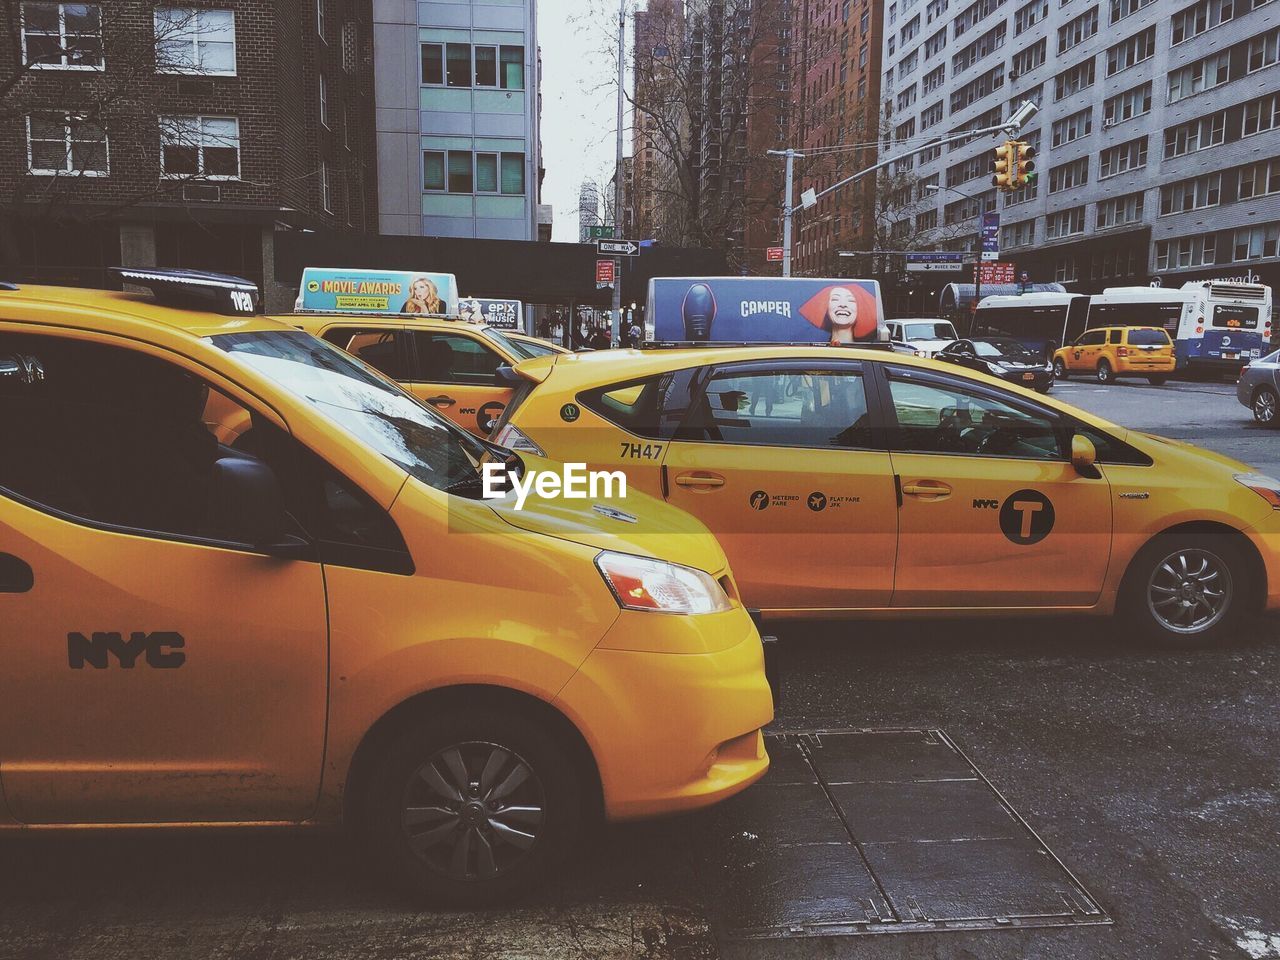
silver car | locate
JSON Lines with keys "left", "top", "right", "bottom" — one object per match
{"left": 1238, "top": 348, "right": 1280, "bottom": 427}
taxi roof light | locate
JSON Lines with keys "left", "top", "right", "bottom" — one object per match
{"left": 110, "top": 267, "right": 260, "bottom": 316}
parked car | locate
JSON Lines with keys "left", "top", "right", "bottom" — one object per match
{"left": 1238, "top": 348, "right": 1280, "bottom": 427}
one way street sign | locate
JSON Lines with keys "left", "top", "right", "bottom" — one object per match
{"left": 597, "top": 239, "right": 639, "bottom": 256}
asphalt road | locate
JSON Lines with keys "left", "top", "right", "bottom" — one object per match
{"left": 1, "top": 378, "right": 1277, "bottom": 960}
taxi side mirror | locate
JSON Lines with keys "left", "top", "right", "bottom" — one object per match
{"left": 1071, "top": 434, "right": 1101, "bottom": 479}
{"left": 212, "top": 456, "right": 311, "bottom": 557}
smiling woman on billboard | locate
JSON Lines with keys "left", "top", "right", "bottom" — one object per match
{"left": 402, "top": 276, "right": 442, "bottom": 314}
{"left": 800, "top": 284, "right": 880, "bottom": 344}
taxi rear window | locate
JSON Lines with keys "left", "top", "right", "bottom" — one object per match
{"left": 1126, "top": 329, "right": 1170, "bottom": 346}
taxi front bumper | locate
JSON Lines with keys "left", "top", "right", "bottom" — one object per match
{"left": 555, "top": 607, "right": 774, "bottom": 821}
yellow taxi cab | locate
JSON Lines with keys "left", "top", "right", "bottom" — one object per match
{"left": 0, "top": 272, "right": 773, "bottom": 904}
{"left": 493, "top": 344, "right": 1280, "bottom": 646}
{"left": 282, "top": 311, "right": 528, "bottom": 437}
{"left": 1052, "top": 326, "right": 1176, "bottom": 385}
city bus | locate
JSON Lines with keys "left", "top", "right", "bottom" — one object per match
{"left": 971, "top": 292, "right": 1090, "bottom": 358}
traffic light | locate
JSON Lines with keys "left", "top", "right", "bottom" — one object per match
{"left": 992, "top": 140, "right": 1015, "bottom": 192}
{"left": 1014, "top": 140, "right": 1037, "bottom": 190}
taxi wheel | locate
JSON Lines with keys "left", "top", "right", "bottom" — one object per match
{"left": 1096, "top": 360, "right": 1114, "bottom": 384}
{"left": 363, "top": 709, "right": 582, "bottom": 905}
{"left": 1053, "top": 358, "right": 1068, "bottom": 379}
{"left": 1147, "top": 376, "right": 1168, "bottom": 386}
{"left": 1122, "top": 534, "right": 1247, "bottom": 647}
{"left": 1254, "top": 386, "right": 1279, "bottom": 428}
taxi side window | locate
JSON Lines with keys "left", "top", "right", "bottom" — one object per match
{"left": 682, "top": 366, "right": 875, "bottom": 449}
{"left": 0, "top": 332, "right": 276, "bottom": 542}
{"left": 322, "top": 327, "right": 409, "bottom": 380}
{"left": 410, "top": 332, "right": 502, "bottom": 386}
{"left": 885, "top": 372, "right": 1065, "bottom": 460}
{"left": 578, "top": 373, "right": 671, "bottom": 438}
{"left": 1108, "top": 330, "right": 1122, "bottom": 345}
{"left": 1079, "top": 330, "right": 1106, "bottom": 346}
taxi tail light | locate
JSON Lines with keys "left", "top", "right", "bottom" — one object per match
{"left": 595, "top": 551, "right": 732, "bottom": 615}
{"left": 492, "top": 423, "right": 545, "bottom": 457}
{"left": 1234, "top": 473, "right": 1280, "bottom": 510}
{"left": 1117, "top": 346, "right": 1129, "bottom": 357}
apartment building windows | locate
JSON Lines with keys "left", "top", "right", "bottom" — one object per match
{"left": 1170, "top": 0, "right": 1236, "bottom": 44}
{"left": 1238, "top": 159, "right": 1280, "bottom": 199}
{"left": 947, "top": 152, "right": 990, "bottom": 186}
{"left": 1057, "top": 6, "right": 1098, "bottom": 53}
{"left": 1104, "top": 81, "right": 1151, "bottom": 124}
{"left": 1106, "top": 26, "right": 1155, "bottom": 75}
{"left": 1046, "top": 206, "right": 1086, "bottom": 239}
{"left": 1156, "top": 235, "right": 1216, "bottom": 269}
{"left": 925, "top": 27, "right": 947, "bottom": 58}
{"left": 320, "top": 161, "right": 332, "bottom": 213}
{"left": 1003, "top": 219, "right": 1035, "bottom": 246}
{"left": 1164, "top": 110, "right": 1226, "bottom": 157}
{"left": 159, "top": 115, "right": 240, "bottom": 179}
{"left": 1232, "top": 223, "right": 1280, "bottom": 261}
{"left": 26, "top": 112, "right": 108, "bottom": 175}
{"left": 954, "top": 0, "right": 1007, "bottom": 37}
{"left": 20, "top": 2, "right": 102, "bottom": 69}
{"left": 1109, "top": 0, "right": 1154, "bottom": 22}
{"left": 1160, "top": 173, "right": 1221, "bottom": 214}
{"left": 1167, "top": 51, "right": 1230, "bottom": 103}
{"left": 953, "top": 22, "right": 1006, "bottom": 74}
{"left": 921, "top": 100, "right": 945, "bottom": 128}
{"left": 1051, "top": 107, "right": 1092, "bottom": 146}
{"left": 950, "top": 63, "right": 1004, "bottom": 111}
{"left": 1096, "top": 191, "right": 1144, "bottom": 228}
{"left": 1015, "top": 0, "right": 1049, "bottom": 33}
{"left": 1049, "top": 156, "right": 1089, "bottom": 192}
{"left": 1242, "top": 93, "right": 1280, "bottom": 136}
{"left": 916, "top": 209, "right": 940, "bottom": 231}
{"left": 1012, "top": 38, "right": 1046, "bottom": 76}
{"left": 1054, "top": 57, "right": 1095, "bottom": 100}
{"left": 1099, "top": 136, "right": 1147, "bottom": 177}
{"left": 422, "top": 43, "right": 526, "bottom": 90}
{"left": 1248, "top": 28, "right": 1280, "bottom": 71}
{"left": 1054, "top": 255, "right": 1078, "bottom": 282}
{"left": 902, "top": 14, "right": 921, "bottom": 41}
{"left": 425, "top": 150, "right": 524, "bottom": 195}
{"left": 923, "top": 64, "right": 946, "bottom": 93}
{"left": 154, "top": 8, "right": 236, "bottom": 76}
{"left": 927, "top": 0, "right": 950, "bottom": 21}
{"left": 895, "top": 118, "right": 917, "bottom": 140}
{"left": 898, "top": 84, "right": 918, "bottom": 110}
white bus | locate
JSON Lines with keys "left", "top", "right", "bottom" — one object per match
{"left": 1083, "top": 283, "right": 1273, "bottom": 373}
{"left": 971, "top": 292, "right": 1090, "bottom": 358}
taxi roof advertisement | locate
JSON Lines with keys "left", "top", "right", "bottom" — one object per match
{"left": 460, "top": 297, "right": 522, "bottom": 330}
{"left": 298, "top": 268, "right": 460, "bottom": 316}
{"left": 648, "top": 277, "right": 887, "bottom": 344}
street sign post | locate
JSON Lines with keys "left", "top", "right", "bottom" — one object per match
{"left": 981, "top": 212, "right": 1000, "bottom": 262}
{"left": 766, "top": 247, "right": 784, "bottom": 262}
{"left": 906, "top": 252, "right": 966, "bottom": 272}
{"left": 596, "top": 259, "right": 615, "bottom": 284}
{"left": 587, "top": 225, "right": 615, "bottom": 240}
{"left": 597, "top": 239, "right": 640, "bottom": 256}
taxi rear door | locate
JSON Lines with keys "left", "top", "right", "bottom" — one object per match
{"left": 660, "top": 359, "right": 897, "bottom": 611}
{"left": 877, "top": 364, "right": 1112, "bottom": 608}
{"left": 405, "top": 329, "right": 513, "bottom": 436}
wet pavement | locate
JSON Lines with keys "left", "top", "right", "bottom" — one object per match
{"left": 1, "top": 378, "right": 1278, "bottom": 960}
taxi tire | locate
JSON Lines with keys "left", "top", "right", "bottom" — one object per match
{"left": 363, "top": 708, "right": 582, "bottom": 906}
{"left": 1096, "top": 360, "right": 1114, "bottom": 384}
{"left": 1053, "top": 358, "right": 1068, "bottom": 379}
{"left": 1121, "top": 532, "right": 1249, "bottom": 648}
{"left": 1147, "top": 376, "right": 1168, "bottom": 386}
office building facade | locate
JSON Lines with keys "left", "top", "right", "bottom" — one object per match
{"left": 374, "top": 0, "right": 542, "bottom": 240}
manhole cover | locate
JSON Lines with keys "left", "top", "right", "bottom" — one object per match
{"left": 702, "top": 728, "right": 1110, "bottom": 939}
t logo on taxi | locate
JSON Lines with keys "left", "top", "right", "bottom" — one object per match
{"left": 999, "top": 490, "right": 1055, "bottom": 545}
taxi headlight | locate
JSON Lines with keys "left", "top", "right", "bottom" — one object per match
{"left": 492, "top": 424, "right": 545, "bottom": 457}
{"left": 1234, "top": 473, "right": 1280, "bottom": 509}
{"left": 595, "top": 551, "right": 731, "bottom": 615}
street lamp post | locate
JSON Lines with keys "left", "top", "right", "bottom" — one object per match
{"left": 611, "top": 0, "right": 626, "bottom": 346}
{"left": 927, "top": 183, "right": 996, "bottom": 333}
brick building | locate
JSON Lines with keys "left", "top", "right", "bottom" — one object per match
{"left": 0, "top": 1, "right": 377, "bottom": 307}
{"left": 789, "top": 0, "right": 884, "bottom": 276}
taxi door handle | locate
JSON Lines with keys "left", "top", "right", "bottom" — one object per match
{"left": 675, "top": 472, "right": 726, "bottom": 489}
{"left": 426, "top": 395, "right": 456, "bottom": 408}
{"left": 901, "top": 480, "right": 952, "bottom": 500}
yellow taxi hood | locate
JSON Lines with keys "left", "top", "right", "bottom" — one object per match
{"left": 484, "top": 460, "right": 731, "bottom": 576}
{"left": 1134, "top": 432, "right": 1259, "bottom": 474}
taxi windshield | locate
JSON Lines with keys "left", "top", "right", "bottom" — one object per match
{"left": 209, "top": 329, "right": 493, "bottom": 493}
{"left": 481, "top": 327, "right": 538, "bottom": 359}
{"left": 974, "top": 339, "right": 1037, "bottom": 360}
{"left": 904, "top": 322, "right": 957, "bottom": 340}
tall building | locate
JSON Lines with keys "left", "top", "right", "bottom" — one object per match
{"left": 578, "top": 179, "right": 601, "bottom": 241}
{"left": 632, "top": 0, "right": 687, "bottom": 242}
{"left": 0, "top": 0, "right": 377, "bottom": 297}
{"left": 880, "top": 0, "right": 1280, "bottom": 293}
{"left": 789, "top": 0, "right": 885, "bottom": 277}
{"left": 373, "top": 0, "right": 542, "bottom": 240}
